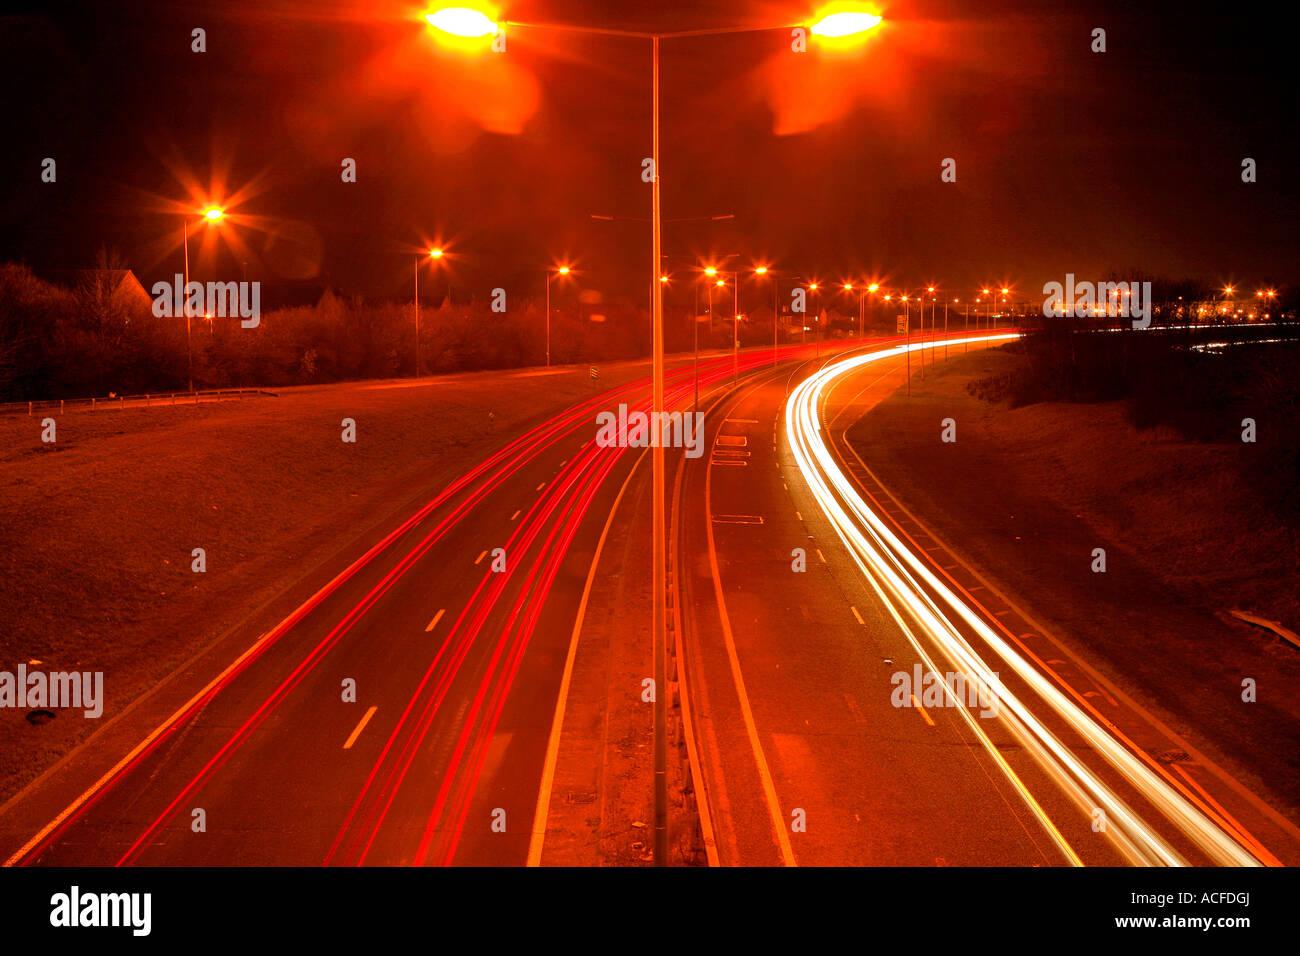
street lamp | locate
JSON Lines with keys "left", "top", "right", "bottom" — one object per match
{"left": 752, "top": 265, "right": 783, "bottom": 366}
{"left": 902, "top": 294, "right": 912, "bottom": 394}
{"left": 414, "top": 247, "right": 446, "bottom": 377}
{"left": 810, "top": 11, "right": 883, "bottom": 37}
{"left": 425, "top": 3, "right": 881, "bottom": 868}
{"left": 545, "top": 265, "right": 572, "bottom": 367}
{"left": 425, "top": 7, "right": 499, "bottom": 36}
{"left": 182, "top": 206, "right": 224, "bottom": 391}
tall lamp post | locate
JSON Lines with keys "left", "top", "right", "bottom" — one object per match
{"left": 925, "top": 286, "right": 936, "bottom": 371}
{"left": 426, "top": 4, "right": 882, "bottom": 867}
{"left": 807, "top": 282, "right": 819, "bottom": 357}
{"left": 947, "top": 298, "right": 954, "bottom": 359}
{"left": 545, "top": 265, "right": 571, "bottom": 367}
{"left": 415, "top": 247, "right": 444, "bottom": 377}
{"left": 181, "top": 206, "right": 224, "bottom": 392}
{"left": 903, "top": 294, "right": 911, "bottom": 395}
{"left": 753, "top": 265, "right": 781, "bottom": 367}
{"left": 704, "top": 266, "right": 718, "bottom": 333}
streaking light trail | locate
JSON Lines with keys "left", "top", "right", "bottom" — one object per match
{"left": 785, "top": 334, "right": 1266, "bottom": 867}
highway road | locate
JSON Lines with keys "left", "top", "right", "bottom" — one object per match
{"left": 678, "top": 333, "right": 1296, "bottom": 865}
{"left": 0, "top": 339, "right": 837, "bottom": 866}
{"left": 2, "top": 330, "right": 1294, "bottom": 867}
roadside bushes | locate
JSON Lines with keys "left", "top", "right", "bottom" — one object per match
{"left": 0, "top": 263, "right": 660, "bottom": 399}
{"left": 970, "top": 327, "right": 1300, "bottom": 519}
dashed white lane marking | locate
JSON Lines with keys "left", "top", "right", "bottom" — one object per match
{"left": 425, "top": 609, "right": 445, "bottom": 633}
{"left": 511, "top": 510, "right": 521, "bottom": 521}
{"left": 475, "top": 550, "right": 488, "bottom": 564}
{"left": 343, "top": 706, "right": 378, "bottom": 750}
{"left": 851, "top": 606, "right": 865, "bottom": 626}
{"left": 816, "top": 549, "right": 826, "bottom": 563}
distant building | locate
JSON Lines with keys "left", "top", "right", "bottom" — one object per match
{"left": 37, "top": 269, "right": 153, "bottom": 313}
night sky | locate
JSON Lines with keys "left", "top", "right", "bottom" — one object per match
{"left": 1, "top": 0, "right": 1294, "bottom": 306}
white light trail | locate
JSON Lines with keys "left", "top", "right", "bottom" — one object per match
{"left": 785, "top": 334, "right": 1263, "bottom": 866}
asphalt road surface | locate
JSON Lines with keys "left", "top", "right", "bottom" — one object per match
{"left": 3, "top": 330, "right": 1293, "bottom": 867}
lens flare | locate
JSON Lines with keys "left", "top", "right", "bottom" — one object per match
{"left": 810, "top": 11, "right": 883, "bottom": 38}
{"left": 425, "top": 7, "right": 498, "bottom": 38}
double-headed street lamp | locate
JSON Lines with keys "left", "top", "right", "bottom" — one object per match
{"left": 426, "top": 5, "right": 882, "bottom": 866}
{"left": 840, "top": 281, "right": 878, "bottom": 337}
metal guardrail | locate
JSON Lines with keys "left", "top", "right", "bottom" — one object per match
{"left": 0, "top": 388, "right": 278, "bottom": 416}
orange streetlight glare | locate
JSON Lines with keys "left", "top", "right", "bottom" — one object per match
{"left": 754, "top": 266, "right": 769, "bottom": 274}
{"left": 426, "top": 7, "right": 499, "bottom": 37}
{"left": 557, "top": 266, "right": 570, "bottom": 275}
{"left": 203, "top": 207, "right": 224, "bottom": 221}
{"left": 809, "top": 10, "right": 883, "bottom": 38}
{"left": 659, "top": 275, "right": 669, "bottom": 282}
{"left": 867, "top": 283, "right": 879, "bottom": 292}
{"left": 704, "top": 267, "right": 717, "bottom": 276}
{"left": 716, "top": 279, "right": 725, "bottom": 287}
{"left": 429, "top": 248, "right": 444, "bottom": 258}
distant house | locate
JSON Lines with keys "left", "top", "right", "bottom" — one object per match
{"left": 37, "top": 269, "right": 153, "bottom": 314}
